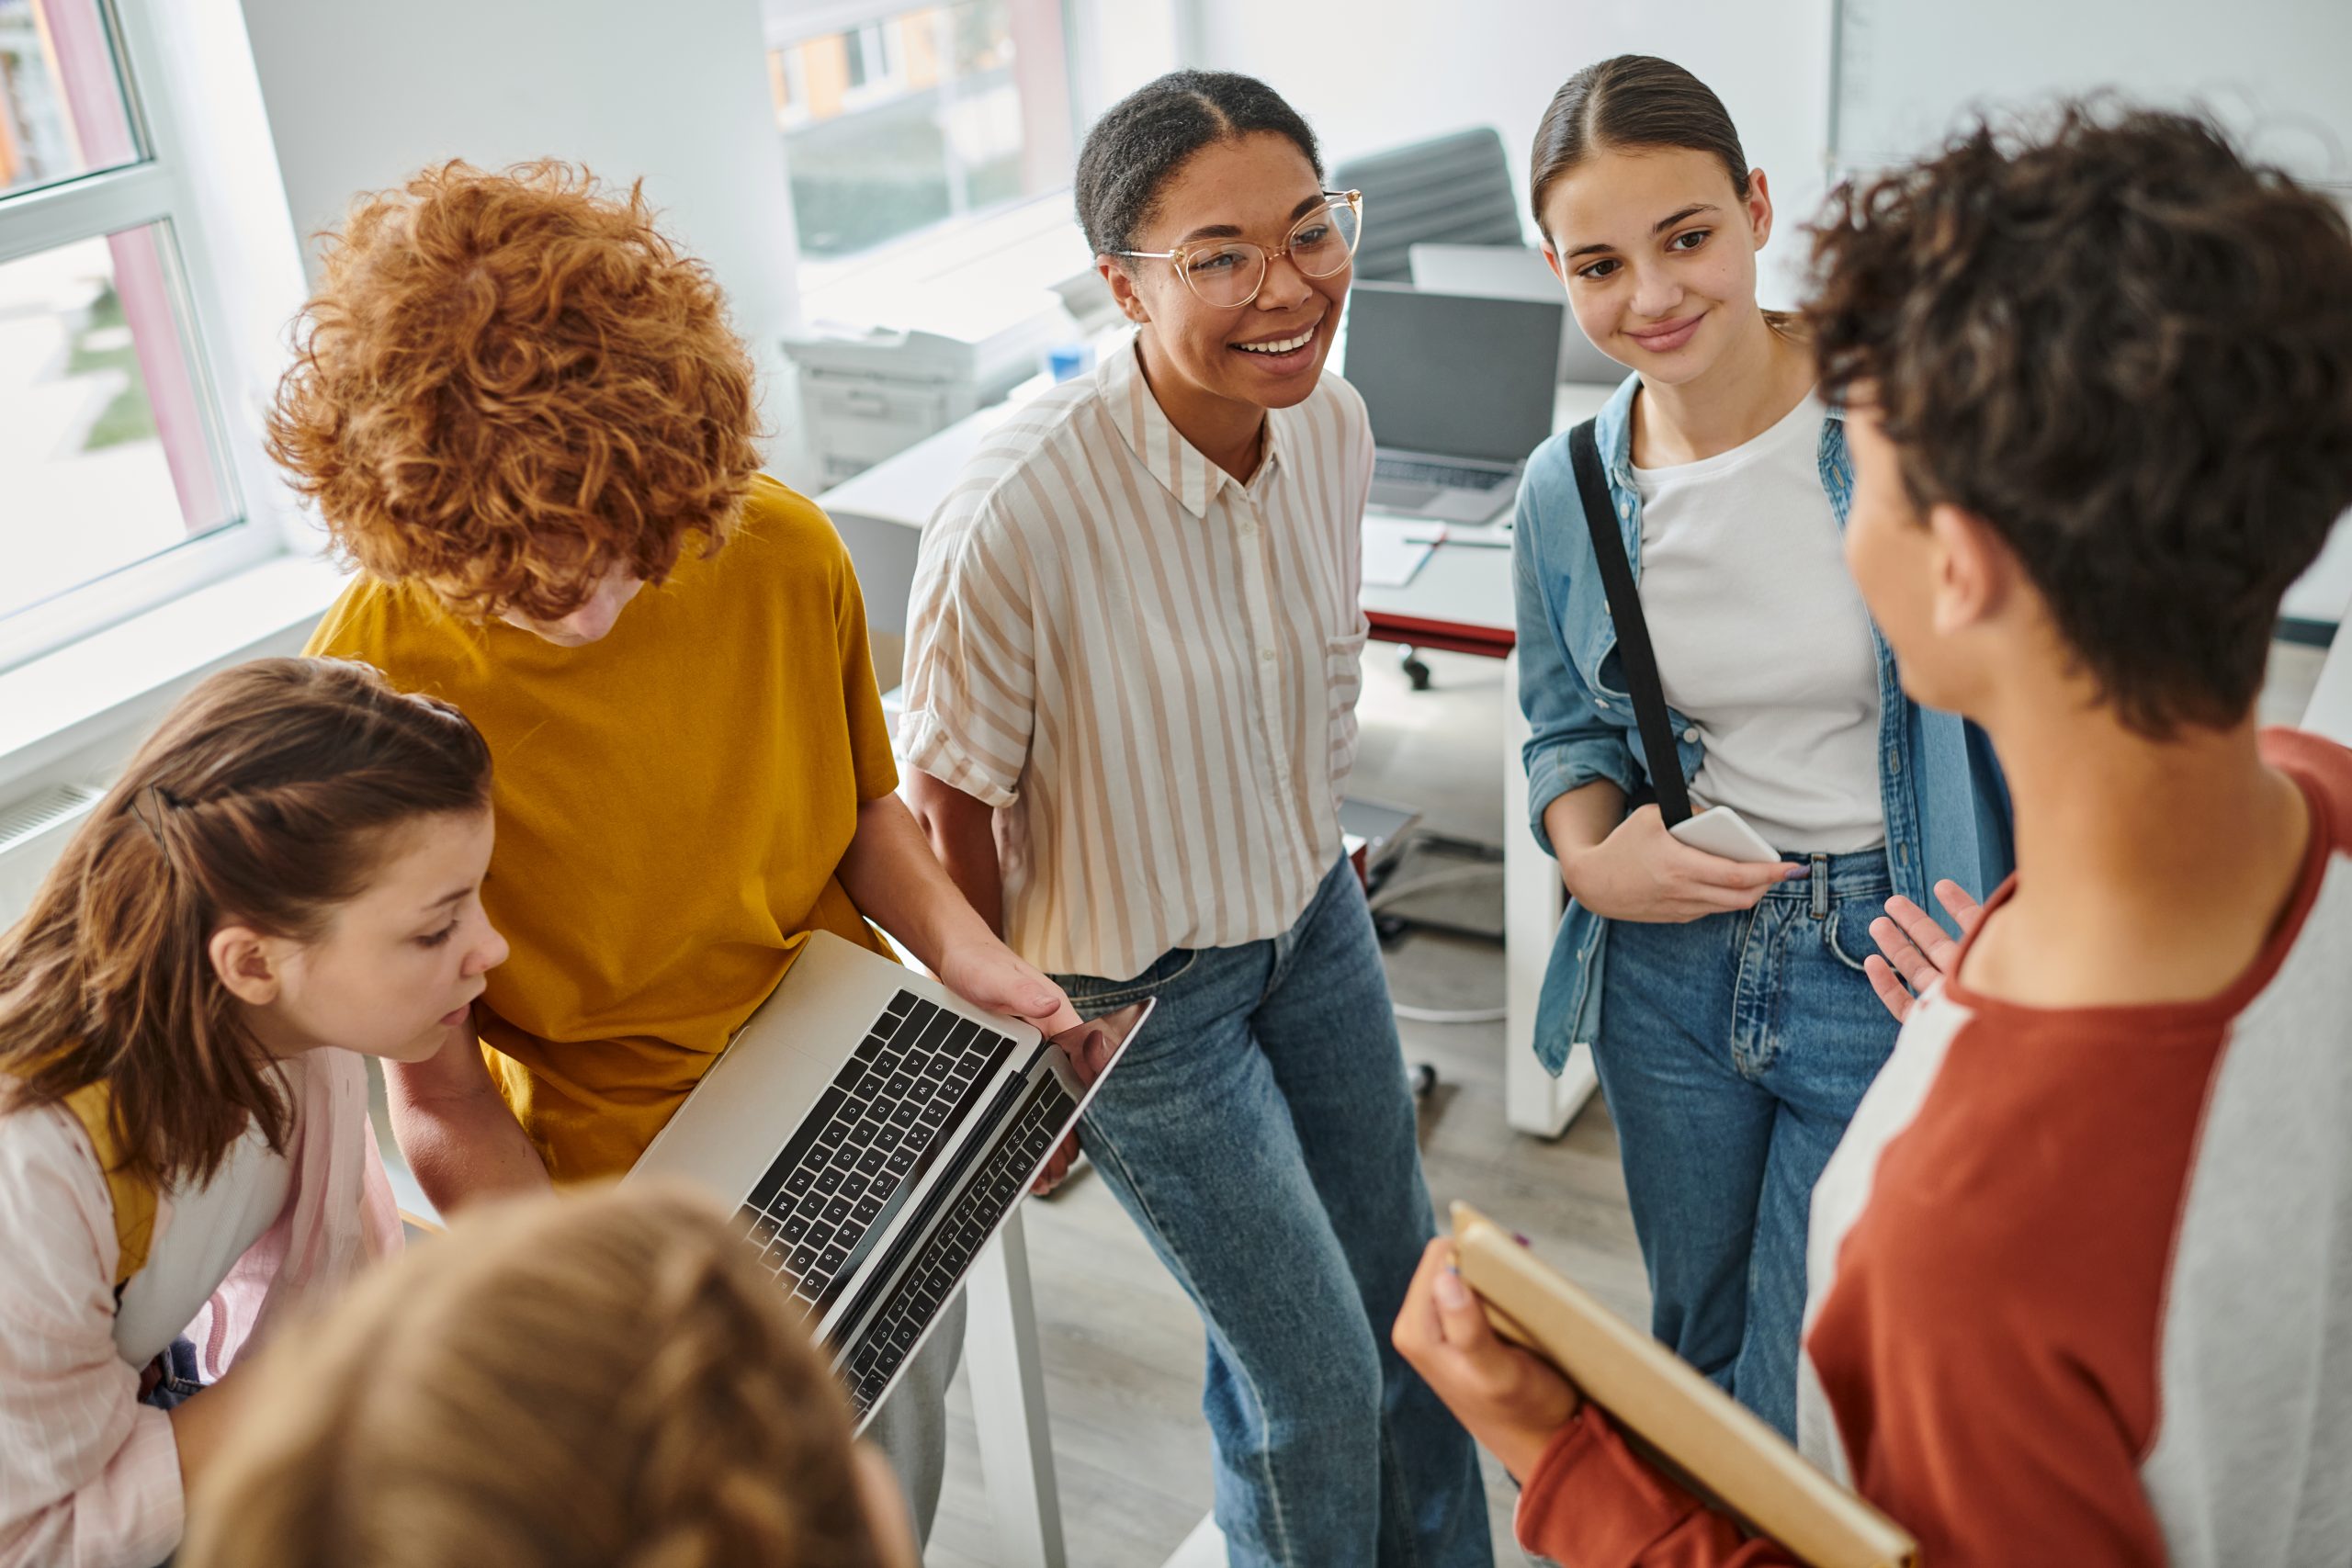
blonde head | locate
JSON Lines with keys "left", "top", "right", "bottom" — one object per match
{"left": 180, "top": 1183, "right": 896, "bottom": 1568}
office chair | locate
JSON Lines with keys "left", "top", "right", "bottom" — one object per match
{"left": 1330, "top": 126, "right": 1524, "bottom": 283}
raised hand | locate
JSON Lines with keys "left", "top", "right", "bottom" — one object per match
{"left": 1863, "top": 880, "right": 1986, "bottom": 1021}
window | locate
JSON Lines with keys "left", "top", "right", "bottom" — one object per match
{"left": 764, "top": 0, "right": 1075, "bottom": 263}
{"left": 0, "top": 0, "right": 139, "bottom": 197}
{"left": 0, "top": 226, "right": 235, "bottom": 623}
{"left": 0, "top": 0, "right": 279, "bottom": 671}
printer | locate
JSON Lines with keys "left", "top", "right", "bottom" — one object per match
{"left": 784, "top": 285, "right": 1080, "bottom": 486}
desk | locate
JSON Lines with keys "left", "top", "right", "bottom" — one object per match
{"left": 818, "top": 399, "right": 1022, "bottom": 644}
{"left": 1355, "top": 384, "right": 1615, "bottom": 1141}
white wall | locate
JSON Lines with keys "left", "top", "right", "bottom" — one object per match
{"left": 1191, "top": 0, "right": 1836, "bottom": 308}
{"left": 236, "top": 0, "right": 808, "bottom": 464}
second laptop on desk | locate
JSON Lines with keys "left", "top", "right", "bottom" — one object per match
{"left": 1344, "top": 280, "right": 1566, "bottom": 525}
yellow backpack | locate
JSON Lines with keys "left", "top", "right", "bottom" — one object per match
{"left": 60, "top": 1083, "right": 156, "bottom": 1289}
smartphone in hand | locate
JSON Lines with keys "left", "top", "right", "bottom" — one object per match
{"left": 1668, "top": 805, "right": 1780, "bottom": 863}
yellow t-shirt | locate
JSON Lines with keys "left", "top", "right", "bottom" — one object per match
{"left": 307, "top": 476, "right": 899, "bottom": 1181}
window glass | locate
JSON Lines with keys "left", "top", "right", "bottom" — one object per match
{"left": 770, "top": 0, "right": 1066, "bottom": 261}
{"left": 0, "top": 224, "right": 235, "bottom": 623}
{"left": 0, "top": 0, "right": 141, "bottom": 200}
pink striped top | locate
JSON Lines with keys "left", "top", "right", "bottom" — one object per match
{"left": 0, "top": 1049, "right": 401, "bottom": 1568}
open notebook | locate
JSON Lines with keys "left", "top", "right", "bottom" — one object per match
{"left": 1451, "top": 1202, "right": 1917, "bottom": 1568}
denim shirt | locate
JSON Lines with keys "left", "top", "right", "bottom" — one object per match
{"left": 1513, "top": 374, "right": 2015, "bottom": 1073}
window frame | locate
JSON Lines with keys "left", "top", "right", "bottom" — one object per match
{"left": 0, "top": 0, "right": 300, "bottom": 674}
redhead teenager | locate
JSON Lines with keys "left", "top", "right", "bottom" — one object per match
{"left": 181, "top": 1184, "right": 916, "bottom": 1568}
{"left": 274, "top": 163, "right": 1080, "bottom": 1536}
{"left": 1403, "top": 103, "right": 2352, "bottom": 1567}
{"left": 0, "top": 657, "right": 504, "bottom": 1568}
{"left": 1508, "top": 55, "right": 2010, "bottom": 1436}
{"left": 900, "top": 70, "right": 1487, "bottom": 1568}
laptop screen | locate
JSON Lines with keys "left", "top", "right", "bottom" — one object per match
{"left": 1340, "top": 281, "right": 1564, "bottom": 465}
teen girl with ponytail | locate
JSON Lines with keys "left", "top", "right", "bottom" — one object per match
{"left": 0, "top": 656, "right": 506, "bottom": 1568}
{"left": 1509, "top": 55, "right": 2011, "bottom": 1436}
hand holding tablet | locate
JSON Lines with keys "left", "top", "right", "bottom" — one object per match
{"left": 1397, "top": 1204, "right": 1918, "bottom": 1568}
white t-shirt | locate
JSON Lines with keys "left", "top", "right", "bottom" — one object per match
{"left": 1631, "top": 393, "right": 1885, "bottom": 855}
{"left": 111, "top": 1057, "right": 301, "bottom": 1364}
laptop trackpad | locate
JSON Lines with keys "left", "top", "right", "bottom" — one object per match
{"left": 1429, "top": 484, "right": 1513, "bottom": 525}
{"left": 1370, "top": 481, "right": 1441, "bottom": 510}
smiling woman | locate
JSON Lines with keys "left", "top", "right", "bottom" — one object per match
{"left": 897, "top": 69, "right": 1491, "bottom": 1568}
{"left": 1068, "top": 77, "right": 1360, "bottom": 479}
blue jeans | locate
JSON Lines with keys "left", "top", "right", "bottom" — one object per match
{"left": 1053, "top": 858, "right": 1488, "bottom": 1568}
{"left": 137, "top": 1337, "right": 204, "bottom": 1411}
{"left": 1593, "top": 848, "right": 1897, "bottom": 1439}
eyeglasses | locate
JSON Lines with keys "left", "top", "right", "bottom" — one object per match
{"left": 1114, "top": 191, "right": 1365, "bottom": 309}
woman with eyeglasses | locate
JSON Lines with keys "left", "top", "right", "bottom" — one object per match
{"left": 900, "top": 70, "right": 1488, "bottom": 1568}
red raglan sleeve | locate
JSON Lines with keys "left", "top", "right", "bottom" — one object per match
{"left": 1514, "top": 1408, "right": 1794, "bottom": 1568}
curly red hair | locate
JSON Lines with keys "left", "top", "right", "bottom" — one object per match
{"left": 268, "top": 161, "right": 763, "bottom": 620}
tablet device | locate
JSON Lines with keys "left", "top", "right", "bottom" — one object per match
{"left": 1451, "top": 1201, "right": 1917, "bottom": 1568}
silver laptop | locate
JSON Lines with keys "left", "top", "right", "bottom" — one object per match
{"left": 628, "top": 929, "right": 1154, "bottom": 1428}
{"left": 1343, "top": 281, "right": 1563, "bottom": 525}
{"left": 1408, "top": 242, "right": 1629, "bottom": 385}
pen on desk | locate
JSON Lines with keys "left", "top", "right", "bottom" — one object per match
{"left": 1405, "top": 534, "right": 1512, "bottom": 550}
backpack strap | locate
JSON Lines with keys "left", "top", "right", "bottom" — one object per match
{"left": 60, "top": 1082, "right": 156, "bottom": 1291}
{"left": 1566, "top": 418, "right": 1692, "bottom": 826}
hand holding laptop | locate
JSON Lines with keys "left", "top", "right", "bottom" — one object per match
{"left": 930, "top": 937, "right": 1092, "bottom": 1192}
{"left": 933, "top": 936, "right": 1082, "bottom": 1037}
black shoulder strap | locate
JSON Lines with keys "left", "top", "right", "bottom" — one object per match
{"left": 1566, "top": 418, "right": 1691, "bottom": 827}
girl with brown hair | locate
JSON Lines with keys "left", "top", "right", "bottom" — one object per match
{"left": 0, "top": 656, "right": 507, "bottom": 1568}
{"left": 1508, "top": 56, "right": 2012, "bottom": 1437}
{"left": 179, "top": 1182, "right": 919, "bottom": 1568}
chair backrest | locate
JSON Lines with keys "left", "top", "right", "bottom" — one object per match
{"left": 1332, "top": 127, "right": 1524, "bottom": 282}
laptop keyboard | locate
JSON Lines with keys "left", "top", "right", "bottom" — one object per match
{"left": 841, "top": 1074, "right": 1076, "bottom": 1418}
{"left": 1374, "top": 456, "right": 1509, "bottom": 491}
{"left": 736, "top": 990, "right": 1015, "bottom": 1318}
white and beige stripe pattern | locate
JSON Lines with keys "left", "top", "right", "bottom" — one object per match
{"left": 899, "top": 333, "right": 1375, "bottom": 982}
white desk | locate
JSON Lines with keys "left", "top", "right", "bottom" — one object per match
{"left": 1356, "top": 385, "right": 1614, "bottom": 1140}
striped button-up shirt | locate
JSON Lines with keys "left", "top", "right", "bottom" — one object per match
{"left": 899, "top": 334, "right": 1375, "bottom": 982}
